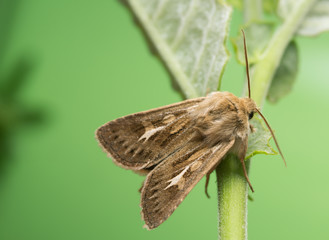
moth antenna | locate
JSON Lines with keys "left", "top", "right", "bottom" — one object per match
{"left": 241, "top": 29, "right": 251, "bottom": 98}
{"left": 256, "top": 109, "right": 287, "bottom": 167}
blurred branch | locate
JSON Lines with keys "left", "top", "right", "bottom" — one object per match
{"left": 0, "top": 0, "right": 45, "bottom": 179}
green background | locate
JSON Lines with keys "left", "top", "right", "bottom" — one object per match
{"left": 1, "top": 1, "right": 329, "bottom": 239}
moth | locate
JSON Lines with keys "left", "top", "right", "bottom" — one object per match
{"left": 96, "top": 31, "right": 285, "bottom": 229}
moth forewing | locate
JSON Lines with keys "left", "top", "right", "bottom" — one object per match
{"left": 96, "top": 97, "right": 205, "bottom": 170}
{"left": 141, "top": 138, "right": 235, "bottom": 229}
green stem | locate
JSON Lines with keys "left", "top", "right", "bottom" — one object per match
{"left": 216, "top": 155, "right": 249, "bottom": 240}
{"left": 216, "top": 0, "right": 316, "bottom": 239}
{"left": 250, "top": 0, "right": 316, "bottom": 106}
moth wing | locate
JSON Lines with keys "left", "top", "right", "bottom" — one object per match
{"left": 141, "top": 138, "right": 235, "bottom": 229}
{"left": 96, "top": 97, "right": 205, "bottom": 170}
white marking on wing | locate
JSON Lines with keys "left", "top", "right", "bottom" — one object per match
{"left": 164, "top": 165, "right": 190, "bottom": 190}
{"left": 162, "top": 114, "right": 176, "bottom": 124}
{"left": 212, "top": 143, "right": 222, "bottom": 152}
{"left": 138, "top": 126, "right": 165, "bottom": 142}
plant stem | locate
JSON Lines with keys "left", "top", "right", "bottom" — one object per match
{"left": 216, "top": 0, "right": 316, "bottom": 239}
{"left": 216, "top": 154, "right": 249, "bottom": 240}
{"left": 250, "top": 0, "right": 317, "bottom": 106}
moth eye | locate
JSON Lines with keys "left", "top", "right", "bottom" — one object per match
{"left": 248, "top": 112, "right": 254, "bottom": 120}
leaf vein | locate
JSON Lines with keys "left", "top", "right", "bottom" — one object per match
{"left": 190, "top": 0, "right": 216, "bottom": 92}
{"left": 171, "top": 0, "right": 196, "bottom": 50}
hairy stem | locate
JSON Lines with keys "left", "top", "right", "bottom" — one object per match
{"left": 216, "top": 0, "right": 316, "bottom": 239}
{"left": 216, "top": 155, "right": 249, "bottom": 240}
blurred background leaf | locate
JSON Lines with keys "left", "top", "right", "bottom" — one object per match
{"left": 278, "top": 0, "right": 329, "bottom": 36}
{"left": 267, "top": 41, "right": 298, "bottom": 103}
{"left": 297, "top": 0, "right": 329, "bottom": 36}
{"left": 263, "top": 0, "right": 279, "bottom": 14}
{"left": 0, "top": 0, "right": 44, "bottom": 180}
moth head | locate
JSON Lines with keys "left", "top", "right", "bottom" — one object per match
{"left": 240, "top": 97, "right": 258, "bottom": 120}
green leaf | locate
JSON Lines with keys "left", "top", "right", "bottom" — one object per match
{"left": 278, "top": 0, "right": 329, "bottom": 36}
{"left": 226, "top": 0, "right": 242, "bottom": 9}
{"left": 226, "top": 0, "right": 278, "bottom": 16}
{"left": 232, "top": 21, "right": 275, "bottom": 64}
{"left": 297, "top": 0, "right": 329, "bottom": 36}
{"left": 246, "top": 115, "right": 277, "bottom": 160}
{"left": 263, "top": 0, "right": 279, "bottom": 14}
{"left": 267, "top": 41, "right": 298, "bottom": 103}
{"left": 277, "top": 0, "right": 297, "bottom": 19}
{"left": 127, "top": 0, "right": 232, "bottom": 98}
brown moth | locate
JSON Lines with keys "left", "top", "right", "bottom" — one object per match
{"left": 96, "top": 30, "right": 285, "bottom": 229}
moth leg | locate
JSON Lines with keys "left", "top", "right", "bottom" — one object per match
{"left": 249, "top": 124, "right": 255, "bottom": 133}
{"left": 240, "top": 158, "right": 254, "bottom": 192}
{"left": 248, "top": 194, "right": 254, "bottom": 201}
{"left": 138, "top": 181, "right": 145, "bottom": 193}
{"left": 205, "top": 173, "right": 211, "bottom": 198}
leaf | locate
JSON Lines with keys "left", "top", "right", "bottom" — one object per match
{"left": 267, "top": 41, "right": 298, "bottom": 103}
{"left": 263, "top": 0, "right": 279, "bottom": 14}
{"left": 278, "top": 0, "right": 329, "bottom": 36}
{"left": 232, "top": 21, "right": 275, "bottom": 64}
{"left": 226, "top": 0, "right": 278, "bottom": 14}
{"left": 127, "top": 0, "right": 232, "bottom": 98}
{"left": 226, "top": 0, "right": 242, "bottom": 9}
{"left": 246, "top": 115, "right": 277, "bottom": 160}
{"left": 297, "top": 0, "right": 329, "bottom": 36}
{"left": 277, "top": 0, "right": 296, "bottom": 19}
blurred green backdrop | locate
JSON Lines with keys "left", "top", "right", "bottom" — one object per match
{"left": 1, "top": 1, "right": 329, "bottom": 240}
